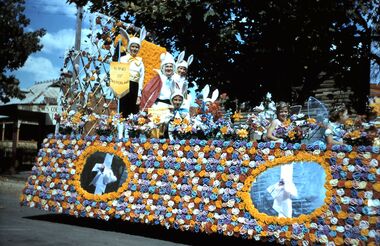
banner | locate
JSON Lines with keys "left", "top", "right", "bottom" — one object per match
{"left": 110, "top": 62, "right": 130, "bottom": 98}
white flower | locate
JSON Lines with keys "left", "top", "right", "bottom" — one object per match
{"left": 370, "top": 159, "right": 378, "bottom": 167}
{"left": 368, "top": 229, "right": 377, "bottom": 238}
{"left": 192, "top": 177, "right": 199, "bottom": 185}
{"left": 285, "top": 150, "right": 294, "bottom": 156}
{"left": 262, "top": 148, "right": 270, "bottom": 155}
{"left": 342, "top": 158, "right": 350, "bottom": 165}
{"left": 227, "top": 199, "right": 235, "bottom": 207}
{"left": 330, "top": 217, "right": 338, "bottom": 224}
{"left": 208, "top": 205, "right": 216, "bottom": 212}
{"left": 329, "top": 179, "right": 338, "bottom": 186}
{"left": 336, "top": 226, "right": 345, "bottom": 232}
{"left": 168, "top": 200, "right": 174, "bottom": 207}
{"left": 347, "top": 165, "right": 355, "bottom": 172}
{"left": 336, "top": 188, "right": 345, "bottom": 196}
{"left": 340, "top": 196, "right": 350, "bottom": 204}
{"left": 231, "top": 208, "right": 240, "bottom": 215}
{"left": 364, "top": 191, "right": 373, "bottom": 199}
{"left": 353, "top": 213, "right": 361, "bottom": 221}
{"left": 336, "top": 152, "right": 345, "bottom": 159}
{"left": 318, "top": 235, "right": 328, "bottom": 244}
{"left": 359, "top": 220, "right": 369, "bottom": 229}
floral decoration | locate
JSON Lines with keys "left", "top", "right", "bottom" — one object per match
{"left": 20, "top": 135, "right": 380, "bottom": 245}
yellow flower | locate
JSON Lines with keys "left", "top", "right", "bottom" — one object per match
{"left": 283, "top": 118, "right": 291, "bottom": 127}
{"left": 288, "top": 130, "right": 296, "bottom": 140}
{"left": 185, "top": 125, "right": 192, "bottom": 133}
{"left": 373, "top": 182, "right": 380, "bottom": 192}
{"left": 182, "top": 118, "right": 190, "bottom": 125}
{"left": 173, "top": 117, "right": 182, "bottom": 126}
{"left": 137, "top": 117, "right": 146, "bottom": 125}
{"left": 236, "top": 129, "right": 248, "bottom": 138}
{"left": 152, "top": 115, "right": 161, "bottom": 124}
{"left": 307, "top": 118, "right": 316, "bottom": 124}
{"left": 232, "top": 111, "right": 243, "bottom": 121}
{"left": 220, "top": 126, "right": 228, "bottom": 135}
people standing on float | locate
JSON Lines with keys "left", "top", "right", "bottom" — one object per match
{"left": 173, "top": 51, "right": 193, "bottom": 98}
{"left": 139, "top": 52, "right": 176, "bottom": 111}
{"left": 266, "top": 101, "right": 290, "bottom": 142}
{"left": 118, "top": 27, "right": 146, "bottom": 116}
{"left": 324, "top": 104, "right": 348, "bottom": 145}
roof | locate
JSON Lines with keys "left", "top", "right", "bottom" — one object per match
{"left": 1, "top": 79, "right": 60, "bottom": 106}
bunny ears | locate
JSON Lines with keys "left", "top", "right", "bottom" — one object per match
{"left": 176, "top": 51, "right": 194, "bottom": 69}
{"left": 201, "top": 84, "right": 219, "bottom": 103}
{"left": 160, "top": 52, "right": 175, "bottom": 71}
{"left": 119, "top": 27, "right": 147, "bottom": 52}
{"left": 170, "top": 81, "right": 187, "bottom": 102}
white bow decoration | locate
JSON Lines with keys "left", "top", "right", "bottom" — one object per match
{"left": 90, "top": 153, "right": 117, "bottom": 195}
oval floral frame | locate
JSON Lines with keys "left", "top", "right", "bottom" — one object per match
{"left": 238, "top": 152, "right": 333, "bottom": 226}
{"left": 73, "top": 145, "right": 131, "bottom": 202}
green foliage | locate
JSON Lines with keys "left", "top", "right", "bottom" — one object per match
{"left": 0, "top": 0, "right": 46, "bottom": 103}
{"left": 84, "top": 0, "right": 379, "bottom": 113}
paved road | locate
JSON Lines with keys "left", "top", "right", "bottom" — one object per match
{"left": 0, "top": 177, "right": 273, "bottom": 246}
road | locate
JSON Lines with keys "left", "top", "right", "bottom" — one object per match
{"left": 0, "top": 177, "right": 271, "bottom": 246}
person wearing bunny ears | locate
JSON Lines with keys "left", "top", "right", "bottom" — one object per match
{"left": 139, "top": 52, "right": 176, "bottom": 111}
{"left": 200, "top": 84, "right": 219, "bottom": 111}
{"left": 118, "top": 27, "right": 146, "bottom": 116}
{"left": 170, "top": 81, "right": 189, "bottom": 114}
{"left": 172, "top": 51, "right": 194, "bottom": 98}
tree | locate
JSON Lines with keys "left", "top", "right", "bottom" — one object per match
{"left": 0, "top": 0, "right": 46, "bottom": 103}
{"left": 71, "top": 0, "right": 379, "bottom": 113}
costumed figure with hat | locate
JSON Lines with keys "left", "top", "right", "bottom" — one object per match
{"left": 118, "top": 27, "right": 146, "bottom": 116}
{"left": 173, "top": 51, "right": 194, "bottom": 113}
{"left": 139, "top": 52, "right": 176, "bottom": 111}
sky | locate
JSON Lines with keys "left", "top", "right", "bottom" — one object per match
{"left": 11, "top": 0, "right": 92, "bottom": 89}
{"left": 10, "top": 0, "right": 380, "bottom": 90}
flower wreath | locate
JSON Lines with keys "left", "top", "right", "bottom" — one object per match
{"left": 238, "top": 152, "right": 333, "bottom": 226}
{"left": 72, "top": 145, "right": 132, "bottom": 202}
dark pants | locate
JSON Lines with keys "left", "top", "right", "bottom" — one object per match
{"left": 119, "top": 81, "right": 138, "bottom": 117}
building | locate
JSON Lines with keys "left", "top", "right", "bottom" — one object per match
{"left": 0, "top": 79, "right": 60, "bottom": 172}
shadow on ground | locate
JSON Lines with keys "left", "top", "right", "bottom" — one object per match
{"left": 24, "top": 214, "right": 278, "bottom": 245}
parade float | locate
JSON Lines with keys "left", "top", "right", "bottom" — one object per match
{"left": 20, "top": 15, "right": 380, "bottom": 245}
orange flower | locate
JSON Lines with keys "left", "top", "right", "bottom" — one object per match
{"left": 307, "top": 118, "right": 317, "bottom": 124}
{"left": 232, "top": 111, "right": 243, "bottom": 121}
{"left": 220, "top": 126, "right": 228, "bottom": 135}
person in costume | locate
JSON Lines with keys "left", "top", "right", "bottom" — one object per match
{"left": 266, "top": 101, "right": 290, "bottom": 142}
{"left": 139, "top": 52, "right": 176, "bottom": 111}
{"left": 172, "top": 51, "right": 193, "bottom": 99}
{"left": 118, "top": 27, "right": 146, "bottom": 116}
{"left": 266, "top": 163, "right": 298, "bottom": 218}
{"left": 324, "top": 104, "right": 348, "bottom": 145}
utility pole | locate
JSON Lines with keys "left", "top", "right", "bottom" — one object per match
{"left": 74, "top": 5, "right": 84, "bottom": 77}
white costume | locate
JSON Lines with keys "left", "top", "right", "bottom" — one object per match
{"left": 118, "top": 27, "right": 147, "bottom": 115}
{"left": 267, "top": 163, "right": 298, "bottom": 218}
{"left": 90, "top": 153, "right": 117, "bottom": 195}
{"left": 152, "top": 52, "right": 176, "bottom": 109}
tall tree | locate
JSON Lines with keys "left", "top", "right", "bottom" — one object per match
{"left": 71, "top": 0, "right": 379, "bottom": 112}
{"left": 0, "top": 0, "right": 46, "bottom": 103}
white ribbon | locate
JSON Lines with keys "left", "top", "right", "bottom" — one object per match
{"left": 90, "top": 153, "right": 117, "bottom": 194}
